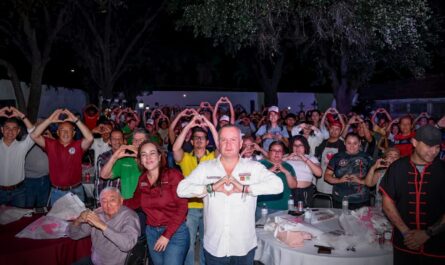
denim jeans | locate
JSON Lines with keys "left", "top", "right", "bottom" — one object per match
{"left": 0, "top": 184, "right": 26, "bottom": 208}
{"left": 24, "top": 175, "right": 50, "bottom": 208}
{"left": 204, "top": 247, "right": 256, "bottom": 265}
{"left": 146, "top": 222, "right": 190, "bottom": 265}
{"left": 185, "top": 208, "right": 205, "bottom": 265}
{"left": 49, "top": 185, "right": 85, "bottom": 206}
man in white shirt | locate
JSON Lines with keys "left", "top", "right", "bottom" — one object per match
{"left": 90, "top": 122, "right": 113, "bottom": 169}
{"left": 0, "top": 106, "right": 34, "bottom": 207}
{"left": 177, "top": 125, "right": 283, "bottom": 264}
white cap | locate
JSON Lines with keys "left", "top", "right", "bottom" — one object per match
{"left": 219, "top": 115, "right": 230, "bottom": 122}
{"left": 146, "top": 119, "right": 154, "bottom": 125}
{"left": 268, "top": 106, "right": 279, "bottom": 113}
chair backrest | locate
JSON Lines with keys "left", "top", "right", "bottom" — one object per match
{"left": 124, "top": 238, "right": 147, "bottom": 265}
{"left": 311, "top": 193, "right": 333, "bottom": 208}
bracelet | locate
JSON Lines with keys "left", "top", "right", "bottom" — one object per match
{"left": 21, "top": 116, "right": 27, "bottom": 120}
{"left": 74, "top": 119, "right": 80, "bottom": 124}
{"left": 206, "top": 184, "right": 213, "bottom": 195}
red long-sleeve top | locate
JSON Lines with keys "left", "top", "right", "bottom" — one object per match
{"left": 125, "top": 168, "right": 188, "bottom": 239}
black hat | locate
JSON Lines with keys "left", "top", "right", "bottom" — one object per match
{"left": 414, "top": 125, "right": 442, "bottom": 146}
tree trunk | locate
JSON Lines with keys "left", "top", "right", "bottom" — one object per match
{"left": 330, "top": 53, "right": 353, "bottom": 114}
{"left": 333, "top": 82, "right": 353, "bottom": 114}
{"left": 257, "top": 54, "right": 284, "bottom": 107}
{"left": 27, "top": 66, "right": 44, "bottom": 122}
{"left": 0, "top": 59, "right": 26, "bottom": 113}
{"left": 102, "top": 81, "right": 114, "bottom": 99}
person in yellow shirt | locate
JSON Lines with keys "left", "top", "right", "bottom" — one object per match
{"left": 173, "top": 114, "right": 219, "bottom": 265}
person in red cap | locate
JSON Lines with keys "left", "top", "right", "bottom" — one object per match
{"left": 380, "top": 125, "right": 445, "bottom": 265}
{"left": 315, "top": 112, "right": 346, "bottom": 196}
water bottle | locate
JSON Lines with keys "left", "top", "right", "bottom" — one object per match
{"left": 304, "top": 207, "right": 312, "bottom": 223}
{"left": 342, "top": 196, "right": 349, "bottom": 215}
{"left": 261, "top": 203, "right": 268, "bottom": 217}
{"left": 287, "top": 195, "right": 294, "bottom": 211}
{"left": 375, "top": 196, "right": 383, "bottom": 212}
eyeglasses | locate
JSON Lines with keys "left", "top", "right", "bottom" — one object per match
{"left": 193, "top": 136, "right": 207, "bottom": 141}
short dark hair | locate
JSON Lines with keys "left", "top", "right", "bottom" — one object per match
{"left": 269, "top": 140, "right": 287, "bottom": 152}
{"left": 345, "top": 132, "right": 360, "bottom": 142}
{"left": 192, "top": 127, "right": 207, "bottom": 138}
{"left": 110, "top": 129, "right": 124, "bottom": 138}
{"left": 289, "top": 135, "right": 310, "bottom": 155}
{"left": 2, "top": 118, "right": 20, "bottom": 127}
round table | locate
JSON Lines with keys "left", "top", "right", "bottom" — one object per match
{"left": 0, "top": 214, "right": 91, "bottom": 265}
{"left": 254, "top": 210, "right": 393, "bottom": 265}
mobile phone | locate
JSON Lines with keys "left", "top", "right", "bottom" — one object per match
{"left": 317, "top": 246, "right": 332, "bottom": 254}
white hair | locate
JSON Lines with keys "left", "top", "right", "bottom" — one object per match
{"left": 99, "top": 187, "right": 122, "bottom": 200}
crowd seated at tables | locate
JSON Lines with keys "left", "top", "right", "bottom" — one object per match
{"left": 1, "top": 97, "right": 444, "bottom": 265}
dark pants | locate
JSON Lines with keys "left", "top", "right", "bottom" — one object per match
{"left": 333, "top": 199, "right": 370, "bottom": 210}
{"left": 25, "top": 175, "right": 50, "bottom": 208}
{"left": 394, "top": 247, "right": 445, "bottom": 265}
{"left": 0, "top": 184, "right": 26, "bottom": 208}
{"left": 204, "top": 247, "right": 256, "bottom": 265}
{"left": 291, "top": 185, "right": 315, "bottom": 208}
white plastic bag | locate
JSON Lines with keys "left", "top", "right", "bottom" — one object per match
{"left": 47, "top": 192, "right": 86, "bottom": 220}
{"left": 0, "top": 205, "right": 33, "bottom": 225}
{"left": 15, "top": 215, "right": 68, "bottom": 239}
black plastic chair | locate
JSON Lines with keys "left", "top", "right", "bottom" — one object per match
{"left": 311, "top": 192, "right": 333, "bottom": 208}
{"left": 124, "top": 238, "right": 148, "bottom": 265}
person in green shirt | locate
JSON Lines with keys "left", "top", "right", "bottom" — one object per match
{"left": 100, "top": 128, "right": 148, "bottom": 199}
{"left": 256, "top": 141, "right": 298, "bottom": 220}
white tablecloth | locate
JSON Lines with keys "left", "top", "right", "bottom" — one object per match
{"left": 254, "top": 210, "right": 393, "bottom": 265}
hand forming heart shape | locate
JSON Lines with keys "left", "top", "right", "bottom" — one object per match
{"left": 211, "top": 176, "right": 243, "bottom": 196}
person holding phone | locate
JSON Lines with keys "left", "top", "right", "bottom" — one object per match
{"left": 100, "top": 128, "right": 148, "bottom": 200}
{"left": 364, "top": 147, "right": 400, "bottom": 209}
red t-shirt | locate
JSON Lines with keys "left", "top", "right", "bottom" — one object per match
{"left": 125, "top": 168, "right": 188, "bottom": 239}
{"left": 44, "top": 138, "right": 84, "bottom": 187}
{"left": 394, "top": 132, "right": 415, "bottom": 157}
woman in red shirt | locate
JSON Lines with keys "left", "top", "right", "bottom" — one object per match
{"left": 130, "top": 141, "right": 189, "bottom": 265}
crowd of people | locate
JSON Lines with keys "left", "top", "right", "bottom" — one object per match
{"left": 1, "top": 97, "right": 444, "bottom": 265}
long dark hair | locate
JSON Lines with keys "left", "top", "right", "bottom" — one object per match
{"left": 137, "top": 140, "right": 167, "bottom": 188}
{"left": 289, "top": 135, "right": 310, "bottom": 155}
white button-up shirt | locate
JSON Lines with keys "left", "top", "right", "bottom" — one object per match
{"left": 177, "top": 156, "right": 283, "bottom": 257}
{"left": 0, "top": 129, "right": 35, "bottom": 186}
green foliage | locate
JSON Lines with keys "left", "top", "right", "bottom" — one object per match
{"left": 178, "top": 0, "right": 293, "bottom": 55}
{"left": 176, "top": 0, "right": 436, "bottom": 81}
